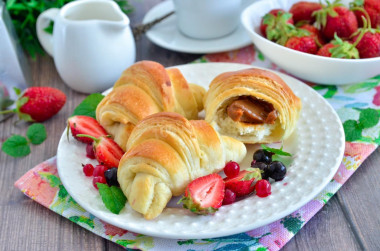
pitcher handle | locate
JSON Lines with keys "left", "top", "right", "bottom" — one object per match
{"left": 36, "top": 8, "right": 60, "bottom": 57}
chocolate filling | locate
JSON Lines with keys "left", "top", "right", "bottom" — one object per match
{"left": 226, "top": 97, "right": 277, "bottom": 124}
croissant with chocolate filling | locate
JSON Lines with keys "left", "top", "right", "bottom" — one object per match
{"left": 96, "top": 61, "right": 205, "bottom": 151}
{"left": 204, "top": 68, "right": 301, "bottom": 144}
{"left": 117, "top": 112, "right": 246, "bottom": 220}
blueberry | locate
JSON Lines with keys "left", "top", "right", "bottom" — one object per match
{"left": 104, "top": 167, "right": 119, "bottom": 187}
{"left": 268, "top": 161, "right": 286, "bottom": 181}
{"left": 251, "top": 161, "right": 271, "bottom": 180}
{"left": 253, "top": 149, "right": 272, "bottom": 164}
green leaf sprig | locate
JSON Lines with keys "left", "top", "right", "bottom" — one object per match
{"left": 71, "top": 93, "right": 104, "bottom": 119}
{"left": 97, "top": 183, "right": 127, "bottom": 214}
{"left": 1, "top": 123, "right": 47, "bottom": 157}
{"left": 261, "top": 144, "right": 292, "bottom": 156}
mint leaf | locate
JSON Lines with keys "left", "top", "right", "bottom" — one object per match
{"left": 261, "top": 144, "right": 292, "bottom": 156}
{"left": 98, "top": 184, "right": 127, "bottom": 214}
{"left": 273, "top": 154, "right": 292, "bottom": 167}
{"left": 359, "top": 108, "right": 379, "bottom": 129}
{"left": 26, "top": 123, "right": 47, "bottom": 145}
{"left": 343, "top": 120, "right": 362, "bottom": 142}
{"left": 1, "top": 135, "right": 30, "bottom": 157}
{"left": 71, "top": 93, "right": 104, "bottom": 119}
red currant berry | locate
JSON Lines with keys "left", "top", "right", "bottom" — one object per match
{"left": 86, "top": 144, "right": 96, "bottom": 159}
{"left": 255, "top": 179, "right": 271, "bottom": 198}
{"left": 93, "top": 176, "right": 106, "bottom": 189}
{"left": 222, "top": 189, "right": 236, "bottom": 205}
{"left": 93, "top": 165, "right": 108, "bottom": 178}
{"left": 224, "top": 161, "right": 240, "bottom": 178}
{"left": 82, "top": 163, "right": 94, "bottom": 177}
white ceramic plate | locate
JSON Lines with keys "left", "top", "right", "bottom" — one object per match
{"left": 142, "top": 0, "right": 254, "bottom": 53}
{"left": 57, "top": 63, "right": 345, "bottom": 239}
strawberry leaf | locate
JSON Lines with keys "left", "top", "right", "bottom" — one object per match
{"left": 72, "top": 93, "right": 104, "bottom": 119}
{"left": 98, "top": 184, "right": 127, "bottom": 214}
{"left": 26, "top": 123, "right": 47, "bottom": 145}
{"left": 1, "top": 135, "right": 30, "bottom": 157}
{"left": 261, "top": 144, "right": 292, "bottom": 156}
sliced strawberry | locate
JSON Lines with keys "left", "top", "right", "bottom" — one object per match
{"left": 224, "top": 168, "right": 262, "bottom": 197}
{"left": 179, "top": 173, "right": 225, "bottom": 215}
{"left": 76, "top": 134, "right": 124, "bottom": 168}
{"left": 68, "top": 115, "right": 107, "bottom": 144}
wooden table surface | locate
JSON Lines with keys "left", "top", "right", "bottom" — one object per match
{"left": 1, "top": 0, "right": 379, "bottom": 250}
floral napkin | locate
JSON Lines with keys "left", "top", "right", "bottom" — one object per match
{"left": 15, "top": 45, "right": 380, "bottom": 250}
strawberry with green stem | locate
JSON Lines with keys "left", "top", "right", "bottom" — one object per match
{"left": 351, "top": 15, "right": 380, "bottom": 58}
{"left": 0, "top": 87, "right": 66, "bottom": 122}
{"left": 67, "top": 115, "right": 107, "bottom": 144}
{"left": 317, "top": 33, "right": 361, "bottom": 58}
{"left": 314, "top": 0, "right": 358, "bottom": 40}
{"left": 260, "top": 9, "right": 295, "bottom": 45}
{"left": 350, "top": 0, "right": 380, "bottom": 28}
{"left": 179, "top": 173, "right": 225, "bottom": 215}
{"left": 289, "top": 1, "right": 323, "bottom": 24}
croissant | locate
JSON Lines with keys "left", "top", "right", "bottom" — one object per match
{"left": 96, "top": 61, "right": 205, "bottom": 151}
{"left": 117, "top": 112, "right": 246, "bottom": 219}
{"left": 204, "top": 68, "right": 301, "bottom": 144}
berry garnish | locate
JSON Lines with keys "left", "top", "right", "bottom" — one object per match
{"left": 251, "top": 161, "right": 271, "bottom": 180}
{"left": 179, "top": 173, "right": 225, "bottom": 215}
{"left": 269, "top": 161, "right": 287, "bottom": 181}
{"left": 86, "top": 143, "right": 96, "bottom": 159}
{"left": 222, "top": 189, "right": 236, "bottom": 205}
{"left": 104, "top": 167, "right": 119, "bottom": 187}
{"left": 224, "top": 161, "right": 240, "bottom": 178}
{"left": 253, "top": 149, "right": 272, "bottom": 164}
{"left": 82, "top": 163, "right": 94, "bottom": 177}
{"left": 93, "top": 176, "right": 106, "bottom": 189}
{"left": 68, "top": 115, "right": 107, "bottom": 144}
{"left": 224, "top": 168, "right": 262, "bottom": 197}
{"left": 255, "top": 179, "right": 272, "bottom": 198}
{"left": 93, "top": 164, "right": 108, "bottom": 178}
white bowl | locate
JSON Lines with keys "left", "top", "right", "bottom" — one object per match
{"left": 241, "top": 0, "right": 380, "bottom": 85}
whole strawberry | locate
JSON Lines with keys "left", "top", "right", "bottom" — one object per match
{"left": 351, "top": 0, "right": 380, "bottom": 28}
{"left": 299, "top": 24, "right": 326, "bottom": 46}
{"left": 285, "top": 36, "right": 319, "bottom": 54}
{"left": 351, "top": 20, "right": 380, "bottom": 58}
{"left": 0, "top": 87, "right": 66, "bottom": 122}
{"left": 289, "top": 1, "right": 323, "bottom": 24}
{"left": 314, "top": 1, "right": 358, "bottom": 40}
{"left": 317, "top": 34, "right": 360, "bottom": 58}
{"left": 260, "top": 9, "right": 294, "bottom": 43}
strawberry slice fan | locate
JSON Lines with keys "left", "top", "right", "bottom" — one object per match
{"left": 14, "top": 36, "right": 380, "bottom": 251}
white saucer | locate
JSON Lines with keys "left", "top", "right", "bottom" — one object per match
{"left": 142, "top": 0, "right": 254, "bottom": 54}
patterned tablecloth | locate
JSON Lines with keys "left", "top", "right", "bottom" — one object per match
{"left": 15, "top": 45, "right": 380, "bottom": 250}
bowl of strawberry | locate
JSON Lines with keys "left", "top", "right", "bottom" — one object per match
{"left": 241, "top": 0, "right": 380, "bottom": 85}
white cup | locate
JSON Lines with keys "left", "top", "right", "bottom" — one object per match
{"left": 173, "top": 0, "right": 242, "bottom": 40}
{"left": 36, "top": 0, "right": 136, "bottom": 93}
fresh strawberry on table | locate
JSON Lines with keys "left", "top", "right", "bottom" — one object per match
{"left": 314, "top": 0, "right": 358, "bottom": 40}
{"left": 0, "top": 87, "right": 66, "bottom": 122}
{"left": 68, "top": 115, "right": 107, "bottom": 144}
{"left": 289, "top": 1, "right": 323, "bottom": 24}
{"left": 179, "top": 173, "right": 225, "bottom": 215}
{"left": 76, "top": 134, "right": 124, "bottom": 168}
{"left": 224, "top": 168, "right": 262, "bottom": 198}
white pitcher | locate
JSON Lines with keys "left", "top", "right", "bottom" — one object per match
{"left": 36, "top": 0, "right": 136, "bottom": 93}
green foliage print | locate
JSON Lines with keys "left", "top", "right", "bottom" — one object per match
{"left": 312, "top": 85, "right": 338, "bottom": 98}
{"left": 343, "top": 108, "right": 380, "bottom": 142}
{"left": 280, "top": 213, "right": 304, "bottom": 234}
{"left": 177, "top": 232, "right": 270, "bottom": 250}
{"left": 69, "top": 215, "right": 95, "bottom": 229}
{"left": 343, "top": 75, "right": 380, "bottom": 94}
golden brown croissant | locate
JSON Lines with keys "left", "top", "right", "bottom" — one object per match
{"left": 96, "top": 61, "right": 205, "bottom": 151}
{"left": 204, "top": 68, "right": 301, "bottom": 144}
{"left": 117, "top": 112, "right": 246, "bottom": 220}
